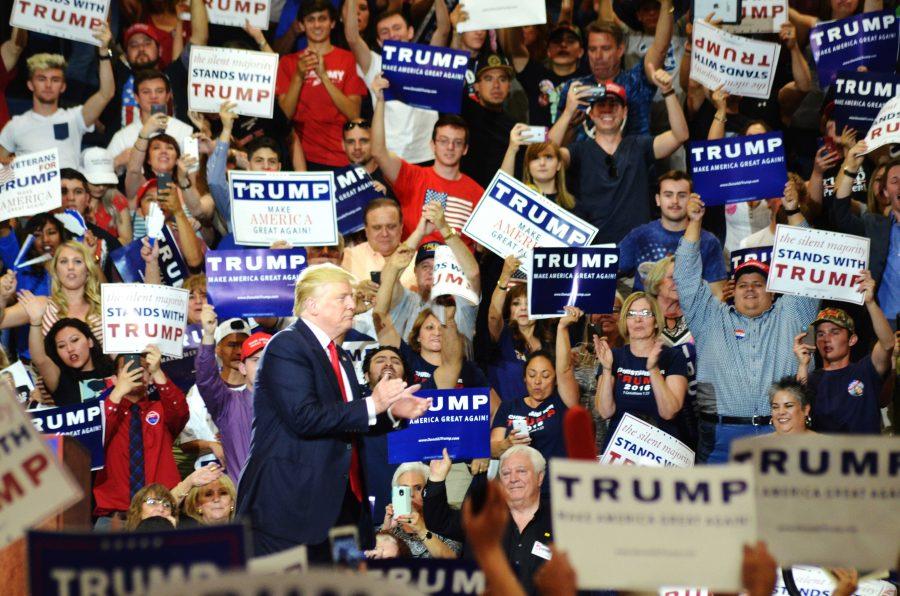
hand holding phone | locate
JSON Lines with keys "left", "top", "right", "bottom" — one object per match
{"left": 520, "top": 126, "right": 548, "bottom": 144}
{"left": 392, "top": 485, "right": 412, "bottom": 518}
{"left": 180, "top": 136, "right": 200, "bottom": 173}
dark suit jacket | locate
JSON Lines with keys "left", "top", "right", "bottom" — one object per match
{"left": 235, "top": 318, "right": 398, "bottom": 551}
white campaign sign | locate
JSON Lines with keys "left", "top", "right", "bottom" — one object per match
{"left": 457, "top": 0, "right": 546, "bottom": 33}
{"left": 690, "top": 20, "right": 782, "bottom": 99}
{"left": 767, "top": 225, "right": 869, "bottom": 305}
{"left": 189, "top": 46, "right": 278, "bottom": 118}
{"left": 10, "top": 0, "right": 110, "bottom": 46}
{"left": 155, "top": 569, "right": 422, "bottom": 596}
{"left": 101, "top": 284, "right": 190, "bottom": 358}
{"left": 731, "top": 434, "right": 900, "bottom": 570}
{"left": 723, "top": 0, "right": 788, "bottom": 34}
{"left": 203, "top": 0, "right": 270, "bottom": 30}
{"left": 862, "top": 96, "right": 900, "bottom": 155}
{"left": 551, "top": 459, "right": 756, "bottom": 591}
{"left": 0, "top": 148, "right": 61, "bottom": 219}
{"left": 600, "top": 413, "right": 695, "bottom": 467}
{"left": 431, "top": 245, "right": 479, "bottom": 305}
{"left": 775, "top": 567, "right": 897, "bottom": 596}
{"left": 693, "top": 0, "right": 740, "bottom": 23}
{"left": 0, "top": 383, "right": 83, "bottom": 548}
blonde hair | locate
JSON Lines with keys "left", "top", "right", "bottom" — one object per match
{"left": 181, "top": 475, "right": 237, "bottom": 524}
{"left": 126, "top": 484, "right": 174, "bottom": 530}
{"left": 642, "top": 256, "right": 674, "bottom": 298}
{"left": 27, "top": 53, "right": 67, "bottom": 77}
{"left": 293, "top": 263, "right": 357, "bottom": 316}
{"left": 522, "top": 142, "right": 575, "bottom": 210}
{"left": 50, "top": 241, "right": 102, "bottom": 321}
{"left": 618, "top": 292, "right": 662, "bottom": 342}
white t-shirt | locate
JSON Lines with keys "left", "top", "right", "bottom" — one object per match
{"left": 725, "top": 201, "right": 772, "bottom": 253}
{"left": 739, "top": 226, "right": 775, "bottom": 249}
{"left": 107, "top": 117, "right": 195, "bottom": 172}
{"left": 177, "top": 384, "right": 222, "bottom": 445}
{"left": 0, "top": 106, "right": 94, "bottom": 168}
{"left": 362, "top": 51, "right": 437, "bottom": 165}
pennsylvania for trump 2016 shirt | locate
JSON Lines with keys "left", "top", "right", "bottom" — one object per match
{"left": 603, "top": 345, "right": 689, "bottom": 447}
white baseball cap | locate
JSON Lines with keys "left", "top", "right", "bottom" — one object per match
{"left": 81, "top": 147, "right": 118, "bottom": 185}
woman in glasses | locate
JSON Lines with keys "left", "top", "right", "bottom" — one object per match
{"left": 126, "top": 484, "right": 178, "bottom": 530}
{"left": 594, "top": 291, "right": 689, "bottom": 449}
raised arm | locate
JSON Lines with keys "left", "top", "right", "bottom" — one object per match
{"left": 0, "top": 27, "right": 26, "bottom": 72}
{"left": 646, "top": 342, "right": 686, "bottom": 420}
{"left": 858, "top": 270, "right": 895, "bottom": 376}
{"left": 429, "top": 0, "right": 452, "bottom": 47}
{"left": 487, "top": 256, "right": 520, "bottom": 342}
{"left": 140, "top": 237, "right": 162, "bottom": 285}
{"left": 555, "top": 306, "right": 583, "bottom": 408}
{"left": 159, "top": 186, "right": 204, "bottom": 269}
{"left": 373, "top": 245, "right": 416, "bottom": 347}
{"left": 787, "top": 8, "right": 817, "bottom": 49}
{"left": 424, "top": 202, "right": 480, "bottom": 294}
{"left": 651, "top": 66, "right": 689, "bottom": 159}
{"left": 125, "top": 113, "right": 168, "bottom": 198}
{"left": 501, "top": 124, "right": 527, "bottom": 175}
{"left": 369, "top": 73, "right": 404, "bottom": 183}
{"left": 593, "top": 335, "right": 615, "bottom": 419}
{"left": 81, "top": 24, "right": 115, "bottom": 128}
{"left": 780, "top": 22, "right": 811, "bottom": 93}
{"left": 707, "top": 85, "right": 728, "bottom": 140}
{"left": 343, "top": 0, "right": 373, "bottom": 75}
{"left": 189, "top": 0, "right": 209, "bottom": 47}
{"left": 278, "top": 58, "right": 307, "bottom": 122}
{"left": 311, "top": 51, "right": 361, "bottom": 121}
{"left": 20, "top": 292, "right": 59, "bottom": 392}
{"left": 176, "top": 154, "right": 215, "bottom": 221}
{"left": 643, "top": 0, "right": 674, "bottom": 79}
{"left": 433, "top": 305, "right": 463, "bottom": 388}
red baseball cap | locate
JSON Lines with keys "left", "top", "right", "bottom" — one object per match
{"left": 241, "top": 332, "right": 271, "bottom": 361}
{"left": 123, "top": 23, "right": 163, "bottom": 47}
{"left": 733, "top": 259, "right": 770, "bottom": 281}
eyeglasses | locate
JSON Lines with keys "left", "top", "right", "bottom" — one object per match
{"left": 626, "top": 309, "right": 654, "bottom": 319}
{"left": 605, "top": 155, "right": 618, "bottom": 179}
{"left": 434, "top": 137, "right": 466, "bottom": 148}
{"left": 343, "top": 120, "right": 371, "bottom": 131}
{"left": 144, "top": 497, "right": 173, "bottom": 510}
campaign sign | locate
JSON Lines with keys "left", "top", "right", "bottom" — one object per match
{"left": 767, "top": 225, "right": 869, "bottom": 305}
{"left": 2, "top": 360, "right": 35, "bottom": 405}
{"left": 810, "top": 11, "right": 898, "bottom": 87}
{"left": 775, "top": 567, "right": 897, "bottom": 596}
{"left": 432, "top": 245, "right": 479, "bottom": 306}
{"left": 722, "top": 0, "right": 787, "bottom": 34}
{"left": 154, "top": 569, "right": 421, "bottom": 596}
{"left": 29, "top": 400, "right": 105, "bottom": 470}
{"left": 388, "top": 388, "right": 490, "bottom": 463}
{"left": 528, "top": 246, "right": 618, "bottom": 318}
{"left": 229, "top": 170, "right": 338, "bottom": 247}
{"left": 382, "top": 41, "right": 469, "bottom": 114}
{"left": 28, "top": 524, "right": 249, "bottom": 595}
{"left": 0, "top": 148, "right": 61, "bottom": 219}
{"left": 102, "top": 283, "right": 190, "bottom": 357}
{"left": 10, "top": 0, "right": 109, "bottom": 46}
{"left": 600, "top": 413, "right": 695, "bottom": 467}
{"left": 862, "top": 96, "right": 900, "bottom": 155}
{"left": 203, "top": 0, "right": 270, "bottom": 29}
{"left": 334, "top": 165, "right": 382, "bottom": 235}
{"left": 0, "top": 383, "right": 82, "bottom": 548}
{"left": 456, "top": 0, "right": 545, "bottom": 33}
{"left": 110, "top": 225, "right": 190, "bottom": 287}
{"left": 462, "top": 171, "right": 598, "bottom": 275}
{"left": 189, "top": 46, "right": 278, "bottom": 118}
{"left": 206, "top": 248, "right": 307, "bottom": 318}
{"left": 692, "top": 0, "right": 740, "bottom": 24}
{"left": 367, "top": 559, "right": 485, "bottom": 595}
{"left": 161, "top": 324, "right": 203, "bottom": 393}
{"left": 833, "top": 71, "right": 900, "bottom": 135}
{"left": 728, "top": 245, "right": 772, "bottom": 274}
{"left": 690, "top": 20, "right": 781, "bottom": 100}
{"left": 689, "top": 132, "right": 787, "bottom": 205}
{"left": 552, "top": 459, "right": 755, "bottom": 591}
{"left": 731, "top": 434, "right": 900, "bottom": 570}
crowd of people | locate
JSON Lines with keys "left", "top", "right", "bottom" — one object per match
{"left": 0, "top": 0, "right": 897, "bottom": 591}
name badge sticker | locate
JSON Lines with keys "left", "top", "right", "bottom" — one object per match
{"left": 531, "top": 541, "right": 552, "bottom": 560}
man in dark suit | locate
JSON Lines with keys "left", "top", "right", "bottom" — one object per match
{"left": 236, "top": 264, "right": 431, "bottom": 559}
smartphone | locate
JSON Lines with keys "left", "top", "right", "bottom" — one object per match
{"left": 328, "top": 525, "right": 363, "bottom": 565}
{"left": 157, "top": 172, "right": 173, "bottom": 193}
{"left": 370, "top": 271, "right": 381, "bottom": 285}
{"left": 180, "top": 136, "right": 200, "bottom": 173}
{"left": 122, "top": 353, "right": 141, "bottom": 372}
{"left": 588, "top": 85, "right": 607, "bottom": 102}
{"left": 512, "top": 418, "right": 530, "bottom": 437}
{"left": 391, "top": 485, "right": 412, "bottom": 517}
{"left": 520, "top": 125, "right": 548, "bottom": 144}
{"left": 150, "top": 103, "right": 167, "bottom": 116}
{"left": 802, "top": 326, "right": 816, "bottom": 347}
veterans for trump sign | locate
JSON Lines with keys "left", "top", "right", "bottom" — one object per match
{"left": 600, "top": 413, "right": 695, "bottom": 468}
{"left": 10, "top": 0, "right": 109, "bottom": 46}
{"left": 767, "top": 225, "right": 869, "bottom": 305}
{"left": 189, "top": 46, "right": 277, "bottom": 118}
{"left": 833, "top": 71, "right": 900, "bottom": 135}
{"left": 229, "top": 170, "right": 338, "bottom": 246}
{"left": 101, "top": 283, "right": 190, "bottom": 357}
{"left": 690, "top": 20, "right": 781, "bottom": 100}
{"left": 381, "top": 41, "right": 469, "bottom": 113}
{"left": 0, "top": 148, "right": 61, "bottom": 219}
{"left": 810, "top": 11, "right": 898, "bottom": 87}
{"left": 206, "top": 248, "right": 307, "bottom": 318}
{"left": 527, "top": 246, "right": 618, "bottom": 318}
{"left": 731, "top": 434, "right": 900, "bottom": 570}
{"left": 689, "top": 132, "right": 787, "bottom": 205}
{"left": 462, "top": 171, "right": 598, "bottom": 275}
{"left": 861, "top": 96, "right": 900, "bottom": 155}
{"left": 203, "top": 0, "right": 270, "bottom": 29}
{"left": 551, "top": 459, "right": 756, "bottom": 591}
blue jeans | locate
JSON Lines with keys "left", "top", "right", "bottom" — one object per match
{"left": 697, "top": 421, "right": 773, "bottom": 464}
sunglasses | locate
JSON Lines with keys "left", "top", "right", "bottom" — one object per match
{"left": 343, "top": 120, "right": 371, "bottom": 131}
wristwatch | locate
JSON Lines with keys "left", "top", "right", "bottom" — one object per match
{"left": 422, "top": 531, "right": 433, "bottom": 540}
{"left": 98, "top": 48, "right": 112, "bottom": 60}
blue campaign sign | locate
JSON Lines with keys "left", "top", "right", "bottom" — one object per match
{"left": 28, "top": 525, "right": 248, "bottom": 595}
{"left": 388, "top": 388, "right": 491, "bottom": 463}
{"left": 29, "top": 399, "right": 105, "bottom": 470}
{"left": 334, "top": 165, "right": 382, "bottom": 235}
{"left": 205, "top": 248, "right": 307, "bottom": 319}
{"left": 110, "top": 225, "right": 189, "bottom": 287}
{"left": 810, "top": 11, "right": 898, "bottom": 87}
{"left": 381, "top": 41, "right": 469, "bottom": 113}
{"left": 367, "top": 558, "right": 484, "bottom": 595}
{"left": 528, "top": 247, "right": 619, "bottom": 318}
{"left": 833, "top": 71, "right": 900, "bottom": 135}
{"left": 688, "top": 132, "right": 787, "bottom": 205}
{"left": 161, "top": 323, "right": 203, "bottom": 393}
{"left": 729, "top": 245, "right": 773, "bottom": 274}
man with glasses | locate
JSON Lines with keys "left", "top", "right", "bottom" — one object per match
{"left": 548, "top": 72, "right": 688, "bottom": 245}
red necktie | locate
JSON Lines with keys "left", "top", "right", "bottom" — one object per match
{"left": 328, "top": 341, "right": 363, "bottom": 502}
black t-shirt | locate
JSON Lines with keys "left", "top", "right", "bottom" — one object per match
{"left": 460, "top": 97, "right": 517, "bottom": 189}
{"left": 492, "top": 393, "right": 569, "bottom": 462}
{"left": 516, "top": 59, "right": 590, "bottom": 126}
{"left": 399, "top": 341, "right": 489, "bottom": 390}
{"left": 52, "top": 362, "right": 114, "bottom": 407}
{"left": 808, "top": 356, "right": 883, "bottom": 434}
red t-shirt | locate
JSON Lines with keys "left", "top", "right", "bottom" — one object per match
{"left": 392, "top": 160, "right": 484, "bottom": 249}
{"left": 91, "top": 192, "right": 129, "bottom": 238}
{"left": 276, "top": 47, "right": 368, "bottom": 167}
{"left": 0, "top": 59, "right": 16, "bottom": 133}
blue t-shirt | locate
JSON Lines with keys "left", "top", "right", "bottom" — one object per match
{"left": 492, "top": 393, "right": 569, "bottom": 464}
{"left": 487, "top": 327, "right": 528, "bottom": 402}
{"left": 619, "top": 220, "right": 727, "bottom": 290}
{"left": 604, "top": 345, "right": 689, "bottom": 447}
{"left": 399, "top": 341, "right": 488, "bottom": 390}
{"left": 809, "top": 356, "right": 883, "bottom": 434}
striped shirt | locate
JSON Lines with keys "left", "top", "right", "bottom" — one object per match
{"left": 674, "top": 236, "right": 819, "bottom": 418}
